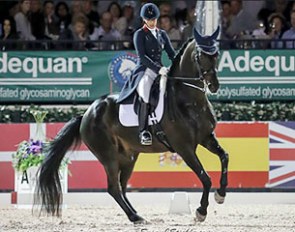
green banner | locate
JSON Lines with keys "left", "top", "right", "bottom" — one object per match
{"left": 0, "top": 51, "right": 117, "bottom": 103}
{"left": 0, "top": 50, "right": 294, "bottom": 103}
{"left": 212, "top": 50, "right": 295, "bottom": 101}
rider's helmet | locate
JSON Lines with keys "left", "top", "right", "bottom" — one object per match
{"left": 140, "top": 3, "right": 160, "bottom": 20}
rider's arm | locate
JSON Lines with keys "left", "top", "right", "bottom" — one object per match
{"left": 134, "top": 30, "right": 162, "bottom": 73}
{"left": 162, "top": 30, "right": 176, "bottom": 61}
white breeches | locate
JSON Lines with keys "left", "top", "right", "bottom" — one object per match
{"left": 136, "top": 68, "right": 158, "bottom": 103}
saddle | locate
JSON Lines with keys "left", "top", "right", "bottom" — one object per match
{"left": 118, "top": 76, "right": 164, "bottom": 127}
{"left": 118, "top": 76, "right": 176, "bottom": 152}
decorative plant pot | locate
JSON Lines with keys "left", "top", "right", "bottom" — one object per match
{"left": 14, "top": 166, "right": 68, "bottom": 194}
{"left": 13, "top": 110, "right": 69, "bottom": 196}
{"left": 15, "top": 167, "right": 38, "bottom": 193}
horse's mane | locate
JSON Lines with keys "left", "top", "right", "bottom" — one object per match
{"left": 169, "top": 37, "right": 194, "bottom": 74}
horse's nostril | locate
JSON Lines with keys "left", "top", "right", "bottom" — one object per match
{"left": 209, "top": 83, "right": 219, "bottom": 93}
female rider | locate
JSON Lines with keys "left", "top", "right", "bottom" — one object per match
{"left": 117, "top": 3, "right": 176, "bottom": 146}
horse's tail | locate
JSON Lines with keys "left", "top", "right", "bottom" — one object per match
{"left": 35, "top": 116, "right": 82, "bottom": 216}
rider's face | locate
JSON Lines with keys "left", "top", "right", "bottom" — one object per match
{"left": 144, "top": 18, "right": 158, "bottom": 29}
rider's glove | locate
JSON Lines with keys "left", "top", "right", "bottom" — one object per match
{"left": 158, "top": 66, "right": 169, "bottom": 76}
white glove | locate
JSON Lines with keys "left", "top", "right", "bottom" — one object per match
{"left": 159, "top": 66, "right": 169, "bottom": 76}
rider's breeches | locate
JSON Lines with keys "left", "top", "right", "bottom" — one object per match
{"left": 136, "top": 68, "right": 158, "bottom": 103}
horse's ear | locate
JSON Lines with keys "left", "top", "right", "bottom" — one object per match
{"left": 194, "top": 26, "right": 220, "bottom": 41}
{"left": 193, "top": 27, "right": 203, "bottom": 43}
{"left": 211, "top": 26, "right": 220, "bottom": 41}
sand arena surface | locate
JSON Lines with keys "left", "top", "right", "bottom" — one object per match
{"left": 1, "top": 197, "right": 295, "bottom": 232}
{"left": 1, "top": 192, "right": 295, "bottom": 232}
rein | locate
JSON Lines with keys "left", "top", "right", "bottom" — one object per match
{"left": 182, "top": 82, "right": 207, "bottom": 93}
{"left": 169, "top": 76, "right": 208, "bottom": 93}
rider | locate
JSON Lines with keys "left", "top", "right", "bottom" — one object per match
{"left": 117, "top": 3, "right": 176, "bottom": 146}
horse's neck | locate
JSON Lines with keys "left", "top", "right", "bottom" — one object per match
{"left": 167, "top": 40, "right": 216, "bottom": 126}
{"left": 178, "top": 41, "right": 198, "bottom": 77}
{"left": 169, "top": 41, "right": 205, "bottom": 105}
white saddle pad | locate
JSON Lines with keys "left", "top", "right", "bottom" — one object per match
{"left": 119, "top": 89, "right": 165, "bottom": 127}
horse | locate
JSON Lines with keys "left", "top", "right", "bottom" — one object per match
{"left": 35, "top": 26, "right": 229, "bottom": 224}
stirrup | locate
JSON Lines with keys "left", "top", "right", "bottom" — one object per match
{"left": 139, "top": 130, "right": 152, "bottom": 146}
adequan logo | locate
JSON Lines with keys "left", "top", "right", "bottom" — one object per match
{"left": 0, "top": 52, "right": 88, "bottom": 78}
{"left": 108, "top": 52, "right": 138, "bottom": 89}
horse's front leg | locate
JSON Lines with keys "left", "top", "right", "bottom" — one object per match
{"left": 201, "top": 133, "right": 229, "bottom": 203}
{"left": 177, "top": 147, "right": 211, "bottom": 222}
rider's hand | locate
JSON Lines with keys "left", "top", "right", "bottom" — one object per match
{"left": 159, "top": 66, "right": 169, "bottom": 76}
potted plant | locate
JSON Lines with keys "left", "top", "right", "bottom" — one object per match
{"left": 12, "top": 110, "right": 69, "bottom": 194}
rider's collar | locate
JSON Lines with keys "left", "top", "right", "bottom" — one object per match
{"left": 143, "top": 24, "right": 159, "bottom": 33}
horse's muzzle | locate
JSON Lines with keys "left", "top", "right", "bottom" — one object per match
{"left": 208, "top": 81, "right": 219, "bottom": 93}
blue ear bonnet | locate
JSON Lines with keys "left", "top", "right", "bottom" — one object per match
{"left": 194, "top": 26, "right": 220, "bottom": 55}
{"left": 140, "top": 3, "right": 160, "bottom": 20}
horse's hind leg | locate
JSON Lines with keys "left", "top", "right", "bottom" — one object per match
{"left": 201, "top": 133, "right": 229, "bottom": 203}
{"left": 119, "top": 157, "right": 138, "bottom": 214}
{"left": 104, "top": 157, "right": 145, "bottom": 223}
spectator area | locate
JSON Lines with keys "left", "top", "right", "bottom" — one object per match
{"left": 0, "top": 0, "right": 295, "bottom": 50}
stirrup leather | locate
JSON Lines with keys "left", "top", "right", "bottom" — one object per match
{"left": 139, "top": 130, "right": 152, "bottom": 145}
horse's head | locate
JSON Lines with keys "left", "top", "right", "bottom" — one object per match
{"left": 193, "top": 26, "right": 220, "bottom": 93}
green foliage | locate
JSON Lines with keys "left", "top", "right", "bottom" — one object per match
{"left": 12, "top": 139, "right": 70, "bottom": 172}
{"left": 12, "top": 140, "right": 46, "bottom": 172}
{"left": 0, "top": 105, "right": 86, "bottom": 123}
{"left": 213, "top": 101, "right": 295, "bottom": 121}
{"left": 0, "top": 102, "right": 294, "bottom": 123}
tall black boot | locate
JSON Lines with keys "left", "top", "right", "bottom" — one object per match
{"left": 138, "top": 101, "right": 152, "bottom": 145}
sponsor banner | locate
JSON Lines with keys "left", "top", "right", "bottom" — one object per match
{"left": 214, "top": 50, "right": 295, "bottom": 100}
{"left": 1, "top": 50, "right": 294, "bottom": 103}
{"left": 0, "top": 51, "right": 116, "bottom": 103}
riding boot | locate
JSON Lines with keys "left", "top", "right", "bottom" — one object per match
{"left": 138, "top": 102, "right": 152, "bottom": 145}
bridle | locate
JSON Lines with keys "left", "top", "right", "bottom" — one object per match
{"left": 170, "top": 47, "right": 218, "bottom": 93}
{"left": 194, "top": 48, "right": 218, "bottom": 80}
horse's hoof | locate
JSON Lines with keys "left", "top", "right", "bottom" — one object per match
{"left": 134, "top": 218, "right": 149, "bottom": 225}
{"left": 130, "top": 214, "right": 147, "bottom": 225}
{"left": 214, "top": 190, "right": 225, "bottom": 204}
{"left": 195, "top": 208, "right": 207, "bottom": 222}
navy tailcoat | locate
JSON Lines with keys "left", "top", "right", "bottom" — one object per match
{"left": 117, "top": 25, "right": 176, "bottom": 103}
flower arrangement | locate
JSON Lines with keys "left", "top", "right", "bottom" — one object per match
{"left": 12, "top": 139, "right": 46, "bottom": 172}
{"left": 12, "top": 110, "right": 70, "bottom": 173}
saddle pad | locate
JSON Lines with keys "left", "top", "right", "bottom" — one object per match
{"left": 119, "top": 89, "right": 165, "bottom": 127}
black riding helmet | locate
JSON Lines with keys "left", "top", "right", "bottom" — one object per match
{"left": 140, "top": 3, "right": 160, "bottom": 20}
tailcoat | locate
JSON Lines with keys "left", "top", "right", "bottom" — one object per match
{"left": 117, "top": 25, "right": 175, "bottom": 103}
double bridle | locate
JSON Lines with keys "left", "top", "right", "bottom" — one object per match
{"left": 170, "top": 48, "right": 217, "bottom": 93}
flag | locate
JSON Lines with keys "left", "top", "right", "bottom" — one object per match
{"left": 267, "top": 122, "right": 295, "bottom": 188}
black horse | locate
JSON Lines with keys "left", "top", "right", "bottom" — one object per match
{"left": 35, "top": 27, "right": 229, "bottom": 223}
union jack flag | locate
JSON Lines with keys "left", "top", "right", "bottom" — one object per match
{"left": 267, "top": 122, "right": 295, "bottom": 188}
